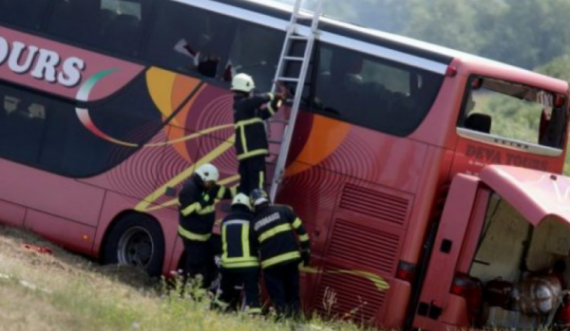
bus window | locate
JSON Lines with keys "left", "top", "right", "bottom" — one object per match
{"left": 0, "top": 90, "right": 46, "bottom": 164}
{"left": 310, "top": 43, "right": 444, "bottom": 136}
{"left": 458, "top": 77, "right": 567, "bottom": 149}
{"left": 0, "top": 0, "right": 51, "bottom": 31}
{"left": 0, "top": 77, "right": 161, "bottom": 177}
{"left": 46, "top": 0, "right": 149, "bottom": 57}
{"left": 145, "top": 2, "right": 236, "bottom": 80}
{"left": 227, "top": 22, "right": 284, "bottom": 91}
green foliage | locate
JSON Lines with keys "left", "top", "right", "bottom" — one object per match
{"left": 289, "top": 0, "right": 570, "bottom": 70}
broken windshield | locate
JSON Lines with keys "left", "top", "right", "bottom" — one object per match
{"left": 458, "top": 77, "right": 567, "bottom": 150}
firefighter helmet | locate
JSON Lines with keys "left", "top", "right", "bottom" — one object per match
{"left": 250, "top": 188, "right": 269, "bottom": 206}
{"left": 231, "top": 73, "right": 255, "bottom": 93}
{"left": 195, "top": 163, "right": 219, "bottom": 183}
{"left": 232, "top": 193, "right": 252, "bottom": 210}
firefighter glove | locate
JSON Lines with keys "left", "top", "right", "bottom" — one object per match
{"left": 301, "top": 249, "right": 311, "bottom": 267}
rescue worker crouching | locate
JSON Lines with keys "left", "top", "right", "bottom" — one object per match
{"left": 178, "top": 163, "right": 236, "bottom": 291}
{"left": 249, "top": 188, "right": 311, "bottom": 319}
{"left": 216, "top": 193, "right": 262, "bottom": 315}
{"left": 231, "top": 73, "right": 288, "bottom": 194}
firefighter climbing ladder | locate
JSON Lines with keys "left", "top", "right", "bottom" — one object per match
{"left": 268, "top": 0, "right": 325, "bottom": 202}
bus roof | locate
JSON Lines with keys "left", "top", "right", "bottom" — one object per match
{"left": 227, "top": 0, "right": 568, "bottom": 92}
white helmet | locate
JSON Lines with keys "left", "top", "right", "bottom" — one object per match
{"left": 195, "top": 163, "right": 219, "bottom": 182}
{"left": 232, "top": 193, "right": 252, "bottom": 210}
{"left": 231, "top": 73, "right": 255, "bottom": 93}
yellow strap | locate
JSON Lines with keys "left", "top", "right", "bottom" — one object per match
{"left": 298, "top": 233, "right": 309, "bottom": 242}
{"left": 221, "top": 259, "right": 260, "bottom": 269}
{"left": 246, "top": 307, "right": 262, "bottom": 314}
{"left": 259, "top": 171, "right": 264, "bottom": 189}
{"left": 197, "top": 204, "right": 215, "bottom": 215}
{"left": 240, "top": 125, "right": 248, "bottom": 153}
{"left": 235, "top": 117, "right": 263, "bottom": 128}
{"left": 222, "top": 223, "right": 228, "bottom": 261}
{"left": 258, "top": 223, "right": 293, "bottom": 243}
{"left": 178, "top": 226, "right": 211, "bottom": 241}
{"left": 237, "top": 149, "right": 269, "bottom": 161}
{"left": 230, "top": 186, "right": 237, "bottom": 197}
{"left": 261, "top": 251, "right": 301, "bottom": 269}
{"left": 217, "top": 186, "right": 226, "bottom": 200}
{"left": 292, "top": 217, "right": 303, "bottom": 229}
{"left": 242, "top": 223, "right": 250, "bottom": 257}
{"left": 181, "top": 202, "right": 201, "bottom": 216}
{"left": 267, "top": 102, "right": 276, "bottom": 116}
{"left": 266, "top": 92, "right": 277, "bottom": 115}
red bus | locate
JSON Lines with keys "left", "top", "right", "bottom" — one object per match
{"left": 0, "top": 0, "right": 569, "bottom": 330}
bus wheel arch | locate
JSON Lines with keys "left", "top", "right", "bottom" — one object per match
{"left": 101, "top": 211, "right": 165, "bottom": 278}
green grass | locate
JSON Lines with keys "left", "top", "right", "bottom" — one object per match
{"left": 0, "top": 226, "right": 371, "bottom": 331}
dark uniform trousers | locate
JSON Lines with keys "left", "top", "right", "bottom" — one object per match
{"left": 263, "top": 261, "right": 301, "bottom": 317}
{"left": 233, "top": 92, "right": 282, "bottom": 195}
{"left": 219, "top": 268, "right": 261, "bottom": 312}
{"left": 238, "top": 155, "right": 266, "bottom": 195}
{"left": 182, "top": 236, "right": 220, "bottom": 290}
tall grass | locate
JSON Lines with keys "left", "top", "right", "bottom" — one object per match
{"left": 0, "top": 226, "right": 371, "bottom": 331}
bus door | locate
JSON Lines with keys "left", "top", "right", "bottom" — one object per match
{"left": 412, "top": 173, "right": 485, "bottom": 331}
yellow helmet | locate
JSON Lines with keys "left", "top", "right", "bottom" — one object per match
{"left": 232, "top": 193, "right": 252, "bottom": 210}
{"left": 231, "top": 73, "right": 255, "bottom": 93}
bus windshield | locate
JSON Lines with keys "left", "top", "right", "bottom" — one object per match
{"left": 459, "top": 77, "right": 568, "bottom": 150}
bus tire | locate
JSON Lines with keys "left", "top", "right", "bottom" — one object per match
{"left": 102, "top": 213, "right": 165, "bottom": 278}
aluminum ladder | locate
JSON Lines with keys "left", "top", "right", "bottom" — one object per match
{"left": 267, "top": 0, "right": 325, "bottom": 202}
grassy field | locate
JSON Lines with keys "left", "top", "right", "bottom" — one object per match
{"left": 0, "top": 225, "right": 369, "bottom": 331}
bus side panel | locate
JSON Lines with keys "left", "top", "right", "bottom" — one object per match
{"left": 315, "top": 180, "right": 412, "bottom": 328}
{"left": 24, "top": 209, "right": 96, "bottom": 254}
{"left": 0, "top": 159, "right": 105, "bottom": 227}
{"left": 0, "top": 199, "right": 26, "bottom": 227}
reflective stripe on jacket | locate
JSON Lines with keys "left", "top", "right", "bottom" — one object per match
{"left": 178, "top": 175, "right": 236, "bottom": 241}
{"left": 252, "top": 204, "right": 310, "bottom": 269}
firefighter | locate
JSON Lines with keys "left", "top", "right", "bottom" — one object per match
{"left": 216, "top": 193, "right": 261, "bottom": 315}
{"left": 231, "top": 73, "right": 288, "bottom": 194}
{"left": 178, "top": 163, "right": 236, "bottom": 291}
{"left": 249, "top": 188, "right": 311, "bottom": 318}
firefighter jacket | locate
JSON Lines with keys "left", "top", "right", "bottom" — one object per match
{"left": 233, "top": 92, "right": 282, "bottom": 161}
{"left": 252, "top": 204, "right": 310, "bottom": 269}
{"left": 220, "top": 209, "right": 259, "bottom": 270}
{"left": 178, "top": 175, "right": 236, "bottom": 242}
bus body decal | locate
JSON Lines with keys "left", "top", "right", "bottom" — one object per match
{"left": 0, "top": 27, "right": 143, "bottom": 101}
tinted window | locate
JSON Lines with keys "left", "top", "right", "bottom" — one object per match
{"left": 145, "top": 2, "right": 235, "bottom": 80}
{"left": 0, "top": 78, "right": 162, "bottom": 177}
{"left": 308, "top": 43, "right": 445, "bottom": 136}
{"left": 227, "top": 22, "right": 284, "bottom": 92}
{"left": 0, "top": 0, "right": 51, "bottom": 30}
{"left": 47, "top": 0, "right": 149, "bottom": 57}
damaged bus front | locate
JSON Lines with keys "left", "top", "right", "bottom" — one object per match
{"left": 414, "top": 165, "right": 570, "bottom": 330}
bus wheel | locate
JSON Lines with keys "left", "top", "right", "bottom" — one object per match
{"left": 102, "top": 213, "right": 165, "bottom": 278}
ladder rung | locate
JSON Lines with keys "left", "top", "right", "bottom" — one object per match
{"left": 289, "top": 35, "right": 308, "bottom": 41}
{"left": 284, "top": 56, "right": 304, "bottom": 61}
{"left": 277, "top": 77, "right": 300, "bottom": 82}
{"left": 269, "top": 118, "right": 289, "bottom": 124}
